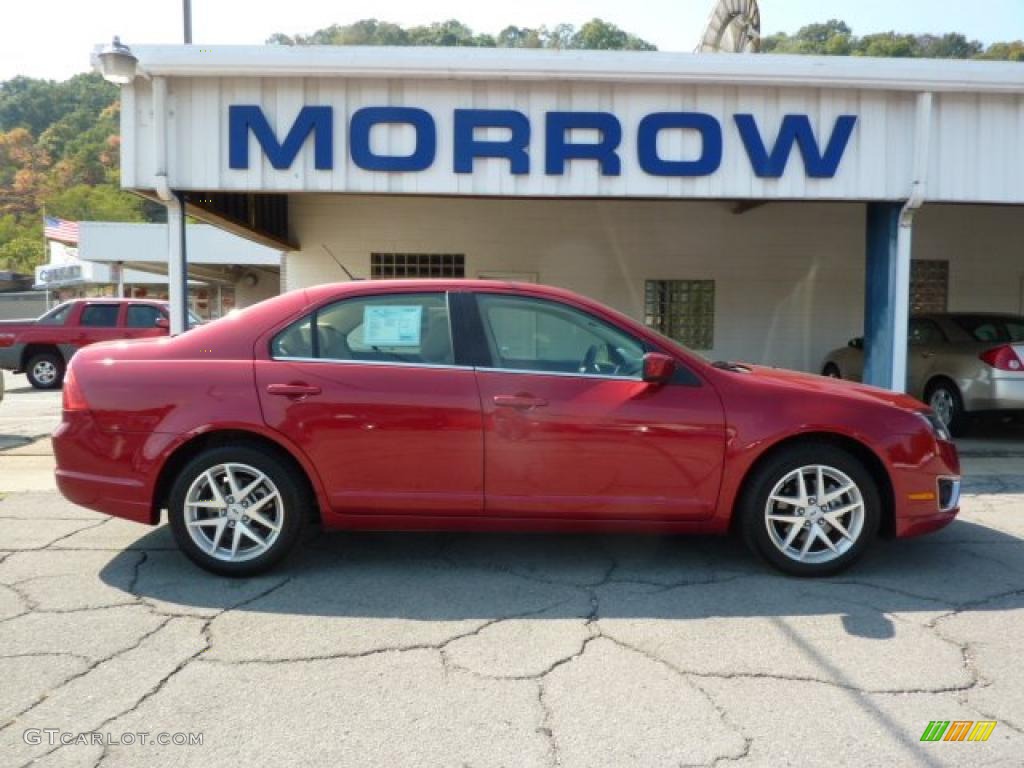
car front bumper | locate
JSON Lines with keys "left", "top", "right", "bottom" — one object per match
{"left": 891, "top": 436, "right": 961, "bottom": 538}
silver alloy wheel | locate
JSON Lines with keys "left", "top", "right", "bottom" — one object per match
{"left": 183, "top": 463, "right": 284, "bottom": 563}
{"left": 929, "top": 388, "right": 955, "bottom": 427}
{"left": 33, "top": 359, "right": 58, "bottom": 385}
{"left": 764, "top": 464, "right": 865, "bottom": 564}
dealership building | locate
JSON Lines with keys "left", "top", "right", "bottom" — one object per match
{"left": 97, "top": 45, "right": 1024, "bottom": 387}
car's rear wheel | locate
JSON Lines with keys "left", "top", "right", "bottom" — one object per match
{"left": 26, "top": 351, "right": 64, "bottom": 389}
{"left": 926, "top": 380, "right": 968, "bottom": 437}
{"left": 822, "top": 363, "right": 841, "bottom": 379}
{"left": 168, "top": 445, "right": 308, "bottom": 577}
{"left": 740, "top": 444, "right": 880, "bottom": 577}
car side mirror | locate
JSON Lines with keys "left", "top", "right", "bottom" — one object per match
{"left": 642, "top": 352, "right": 675, "bottom": 384}
{"left": 155, "top": 316, "right": 170, "bottom": 329}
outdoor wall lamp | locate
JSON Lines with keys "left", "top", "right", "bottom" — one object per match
{"left": 97, "top": 37, "right": 138, "bottom": 84}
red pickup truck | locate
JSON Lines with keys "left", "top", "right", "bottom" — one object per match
{"left": 0, "top": 299, "right": 188, "bottom": 389}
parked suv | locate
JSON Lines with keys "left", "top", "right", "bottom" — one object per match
{"left": 0, "top": 299, "right": 199, "bottom": 389}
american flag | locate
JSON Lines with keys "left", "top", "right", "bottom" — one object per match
{"left": 43, "top": 216, "right": 79, "bottom": 244}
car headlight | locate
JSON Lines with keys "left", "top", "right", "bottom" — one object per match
{"left": 918, "top": 410, "right": 953, "bottom": 443}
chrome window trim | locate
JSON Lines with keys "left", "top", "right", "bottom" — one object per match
{"left": 268, "top": 355, "right": 473, "bottom": 372}
{"left": 266, "top": 356, "right": 641, "bottom": 381}
{"left": 473, "top": 365, "right": 642, "bottom": 382}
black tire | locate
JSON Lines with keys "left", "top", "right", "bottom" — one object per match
{"left": 739, "top": 443, "right": 881, "bottom": 577}
{"left": 168, "top": 445, "right": 309, "bottom": 577}
{"left": 925, "top": 379, "right": 968, "bottom": 438}
{"left": 25, "top": 351, "right": 64, "bottom": 390}
{"left": 822, "top": 363, "right": 841, "bottom": 379}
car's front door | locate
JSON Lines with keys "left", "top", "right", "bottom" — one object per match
{"left": 470, "top": 292, "right": 725, "bottom": 521}
{"left": 255, "top": 291, "right": 483, "bottom": 516}
{"left": 122, "top": 304, "right": 168, "bottom": 340}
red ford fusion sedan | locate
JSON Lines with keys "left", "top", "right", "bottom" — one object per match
{"left": 53, "top": 281, "right": 960, "bottom": 577}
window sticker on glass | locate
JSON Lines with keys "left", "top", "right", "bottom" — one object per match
{"left": 362, "top": 305, "right": 423, "bottom": 347}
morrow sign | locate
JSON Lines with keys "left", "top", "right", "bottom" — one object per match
{"left": 228, "top": 106, "right": 858, "bottom": 179}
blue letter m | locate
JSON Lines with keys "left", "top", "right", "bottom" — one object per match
{"left": 735, "top": 114, "right": 856, "bottom": 178}
{"left": 229, "top": 105, "right": 333, "bottom": 170}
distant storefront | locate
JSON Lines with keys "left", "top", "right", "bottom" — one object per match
{"left": 32, "top": 224, "right": 282, "bottom": 320}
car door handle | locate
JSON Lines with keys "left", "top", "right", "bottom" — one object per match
{"left": 266, "top": 383, "right": 322, "bottom": 398}
{"left": 493, "top": 394, "right": 548, "bottom": 409}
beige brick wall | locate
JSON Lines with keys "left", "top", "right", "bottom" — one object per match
{"left": 283, "top": 195, "right": 1024, "bottom": 373}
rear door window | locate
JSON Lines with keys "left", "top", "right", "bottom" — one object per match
{"left": 79, "top": 304, "right": 120, "bottom": 327}
{"left": 271, "top": 293, "right": 454, "bottom": 366}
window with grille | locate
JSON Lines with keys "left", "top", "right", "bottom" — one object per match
{"left": 371, "top": 253, "right": 465, "bottom": 279}
{"left": 910, "top": 260, "right": 949, "bottom": 313}
{"left": 644, "top": 280, "right": 715, "bottom": 350}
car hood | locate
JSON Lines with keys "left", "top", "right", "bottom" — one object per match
{"left": 719, "top": 362, "right": 927, "bottom": 412}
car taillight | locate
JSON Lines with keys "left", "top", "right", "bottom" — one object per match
{"left": 0, "top": 333, "right": 15, "bottom": 347}
{"left": 979, "top": 345, "right": 1024, "bottom": 372}
{"left": 62, "top": 366, "right": 89, "bottom": 411}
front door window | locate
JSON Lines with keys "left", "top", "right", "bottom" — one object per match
{"left": 476, "top": 294, "right": 645, "bottom": 378}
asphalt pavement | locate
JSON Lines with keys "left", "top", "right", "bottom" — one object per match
{"left": 1, "top": 369, "right": 1023, "bottom": 767}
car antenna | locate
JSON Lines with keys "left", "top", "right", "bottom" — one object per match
{"left": 321, "top": 244, "right": 363, "bottom": 281}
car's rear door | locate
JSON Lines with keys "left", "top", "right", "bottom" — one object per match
{"left": 468, "top": 291, "right": 725, "bottom": 521}
{"left": 73, "top": 303, "right": 127, "bottom": 350}
{"left": 255, "top": 290, "right": 484, "bottom": 516}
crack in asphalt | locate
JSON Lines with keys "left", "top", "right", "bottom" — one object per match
{"left": 20, "top": 577, "right": 297, "bottom": 768}
{"left": 0, "top": 613, "right": 173, "bottom": 734}
{"left": 2, "top": 488, "right": 1024, "bottom": 767}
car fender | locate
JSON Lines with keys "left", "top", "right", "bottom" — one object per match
{"left": 141, "top": 420, "right": 333, "bottom": 521}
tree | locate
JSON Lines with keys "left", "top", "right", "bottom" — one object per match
{"left": 978, "top": 41, "right": 1024, "bottom": 61}
{"left": 268, "top": 18, "right": 656, "bottom": 51}
{"left": 0, "top": 233, "right": 43, "bottom": 273}
{"left": 762, "top": 19, "right": 1020, "bottom": 61}
{"left": 571, "top": 19, "right": 656, "bottom": 51}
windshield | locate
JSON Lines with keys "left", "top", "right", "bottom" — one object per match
{"left": 951, "top": 315, "right": 1024, "bottom": 344}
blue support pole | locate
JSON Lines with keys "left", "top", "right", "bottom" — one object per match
{"left": 863, "top": 202, "right": 903, "bottom": 388}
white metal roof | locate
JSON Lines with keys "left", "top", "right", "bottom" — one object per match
{"left": 112, "top": 44, "right": 1024, "bottom": 94}
{"left": 79, "top": 222, "right": 281, "bottom": 266}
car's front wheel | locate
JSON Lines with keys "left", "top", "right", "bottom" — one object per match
{"left": 168, "top": 445, "right": 308, "bottom": 577}
{"left": 740, "top": 444, "right": 880, "bottom": 577}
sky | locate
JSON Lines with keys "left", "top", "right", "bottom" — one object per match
{"left": 1, "top": 0, "right": 1022, "bottom": 81}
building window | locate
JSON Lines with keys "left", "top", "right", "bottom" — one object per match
{"left": 911, "top": 260, "right": 949, "bottom": 313}
{"left": 644, "top": 280, "right": 715, "bottom": 350}
{"left": 371, "top": 253, "right": 465, "bottom": 279}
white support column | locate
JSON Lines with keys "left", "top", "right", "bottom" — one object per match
{"left": 889, "top": 218, "right": 913, "bottom": 391}
{"left": 890, "top": 92, "right": 933, "bottom": 392}
{"left": 165, "top": 196, "right": 186, "bottom": 335}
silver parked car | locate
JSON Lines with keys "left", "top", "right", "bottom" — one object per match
{"left": 822, "top": 313, "right": 1024, "bottom": 435}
